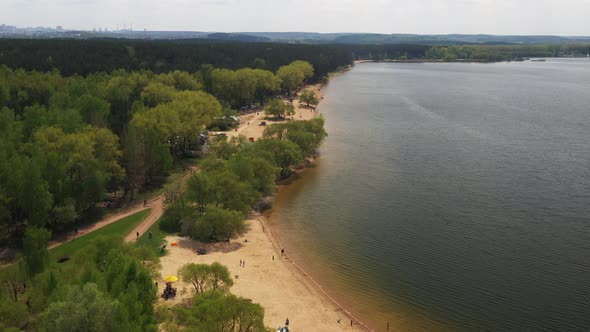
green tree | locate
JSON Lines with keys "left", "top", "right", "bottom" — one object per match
{"left": 276, "top": 65, "right": 304, "bottom": 95}
{"left": 156, "top": 70, "right": 202, "bottom": 91}
{"left": 209, "top": 169, "right": 258, "bottom": 214}
{"left": 191, "top": 207, "right": 245, "bottom": 242}
{"left": 177, "top": 263, "right": 233, "bottom": 296}
{"left": 252, "top": 139, "right": 302, "bottom": 178}
{"left": 33, "top": 126, "right": 122, "bottom": 215}
{"left": 23, "top": 226, "right": 51, "bottom": 277}
{"left": 140, "top": 82, "right": 176, "bottom": 108}
{"left": 265, "top": 99, "right": 295, "bottom": 119}
{"left": 167, "top": 291, "right": 266, "bottom": 332}
{"left": 0, "top": 299, "right": 29, "bottom": 331}
{"left": 227, "top": 153, "right": 276, "bottom": 195}
{"left": 208, "top": 135, "right": 243, "bottom": 160}
{"left": 263, "top": 117, "right": 327, "bottom": 157}
{"left": 298, "top": 89, "right": 319, "bottom": 107}
{"left": 42, "top": 283, "right": 128, "bottom": 332}
{"left": 291, "top": 60, "right": 314, "bottom": 80}
{"left": 277, "top": 60, "right": 314, "bottom": 95}
{"left": 76, "top": 94, "right": 110, "bottom": 127}
{"left": 186, "top": 172, "right": 212, "bottom": 216}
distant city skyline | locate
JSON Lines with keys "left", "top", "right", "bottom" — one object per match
{"left": 2, "top": 0, "right": 590, "bottom": 35}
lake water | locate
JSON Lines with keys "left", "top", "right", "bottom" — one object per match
{"left": 269, "top": 59, "right": 590, "bottom": 331}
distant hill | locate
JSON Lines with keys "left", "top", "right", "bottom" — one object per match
{"left": 2, "top": 27, "right": 590, "bottom": 45}
{"left": 218, "top": 32, "right": 590, "bottom": 45}
{"left": 207, "top": 33, "right": 271, "bottom": 43}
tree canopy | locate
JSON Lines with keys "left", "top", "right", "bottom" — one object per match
{"left": 298, "top": 89, "right": 319, "bottom": 108}
{"left": 265, "top": 99, "right": 295, "bottom": 119}
{"left": 276, "top": 60, "right": 314, "bottom": 94}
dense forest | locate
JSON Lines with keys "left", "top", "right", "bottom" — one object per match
{"left": 0, "top": 57, "right": 320, "bottom": 248}
{"left": 0, "top": 39, "right": 352, "bottom": 80}
{"left": 1, "top": 39, "right": 589, "bottom": 78}
{"left": 0, "top": 51, "right": 328, "bottom": 329}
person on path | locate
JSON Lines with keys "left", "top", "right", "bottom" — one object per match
{"left": 143, "top": 200, "right": 147, "bottom": 207}
{"left": 136, "top": 231, "right": 140, "bottom": 239}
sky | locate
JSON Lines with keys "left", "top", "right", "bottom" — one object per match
{"left": 2, "top": 0, "right": 590, "bottom": 35}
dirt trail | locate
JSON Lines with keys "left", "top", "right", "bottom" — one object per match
{"left": 47, "top": 197, "right": 159, "bottom": 250}
{"left": 123, "top": 196, "right": 165, "bottom": 243}
{"left": 124, "top": 167, "right": 197, "bottom": 243}
{"left": 49, "top": 167, "right": 197, "bottom": 250}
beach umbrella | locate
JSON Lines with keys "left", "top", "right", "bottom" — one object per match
{"left": 163, "top": 275, "right": 178, "bottom": 282}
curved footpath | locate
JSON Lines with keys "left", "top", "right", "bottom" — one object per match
{"left": 48, "top": 197, "right": 161, "bottom": 250}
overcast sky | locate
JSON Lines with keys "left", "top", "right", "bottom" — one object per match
{"left": 3, "top": 0, "right": 590, "bottom": 35}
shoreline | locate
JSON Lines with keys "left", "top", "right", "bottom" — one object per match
{"left": 159, "top": 213, "right": 370, "bottom": 331}
{"left": 262, "top": 197, "right": 374, "bottom": 332}
{"left": 159, "top": 75, "right": 373, "bottom": 331}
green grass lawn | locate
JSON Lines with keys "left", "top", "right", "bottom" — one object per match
{"left": 135, "top": 217, "right": 174, "bottom": 257}
{"left": 49, "top": 209, "right": 151, "bottom": 261}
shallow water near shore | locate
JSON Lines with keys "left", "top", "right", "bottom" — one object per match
{"left": 269, "top": 59, "right": 590, "bottom": 331}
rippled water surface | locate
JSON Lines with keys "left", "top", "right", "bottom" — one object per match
{"left": 269, "top": 59, "right": 590, "bottom": 331}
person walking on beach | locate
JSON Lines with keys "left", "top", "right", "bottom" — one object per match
{"left": 285, "top": 318, "right": 289, "bottom": 326}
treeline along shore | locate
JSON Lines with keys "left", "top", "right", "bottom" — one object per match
{"left": 1, "top": 38, "right": 590, "bottom": 77}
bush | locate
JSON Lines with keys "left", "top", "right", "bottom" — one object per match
{"left": 159, "top": 210, "right": 182, "bottom": 233}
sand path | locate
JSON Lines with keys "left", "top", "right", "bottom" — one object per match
{"left": 48, "top": 198, "right": 158, "bottom": 250}
{"left": 159, "top": 216, "right": 367, "bottom": 331}
{"left": 49, "top": 166, "right": 197, "bottom": 249}
{"left": 123, "top": 196, "right": 165, "bottom": 243}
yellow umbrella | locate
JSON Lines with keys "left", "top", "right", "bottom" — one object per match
{"left": 163, "top": 275, "right": 178, "bottom": 282}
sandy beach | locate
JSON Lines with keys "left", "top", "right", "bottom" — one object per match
{"left": 158, "top": 82, "right": 372, "bottom": 331}
{"left": 227, "top": 83, "right": 324, "bottom": 141}
{"left": 159, "top": 215, "right": 370, "bottom": 331}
